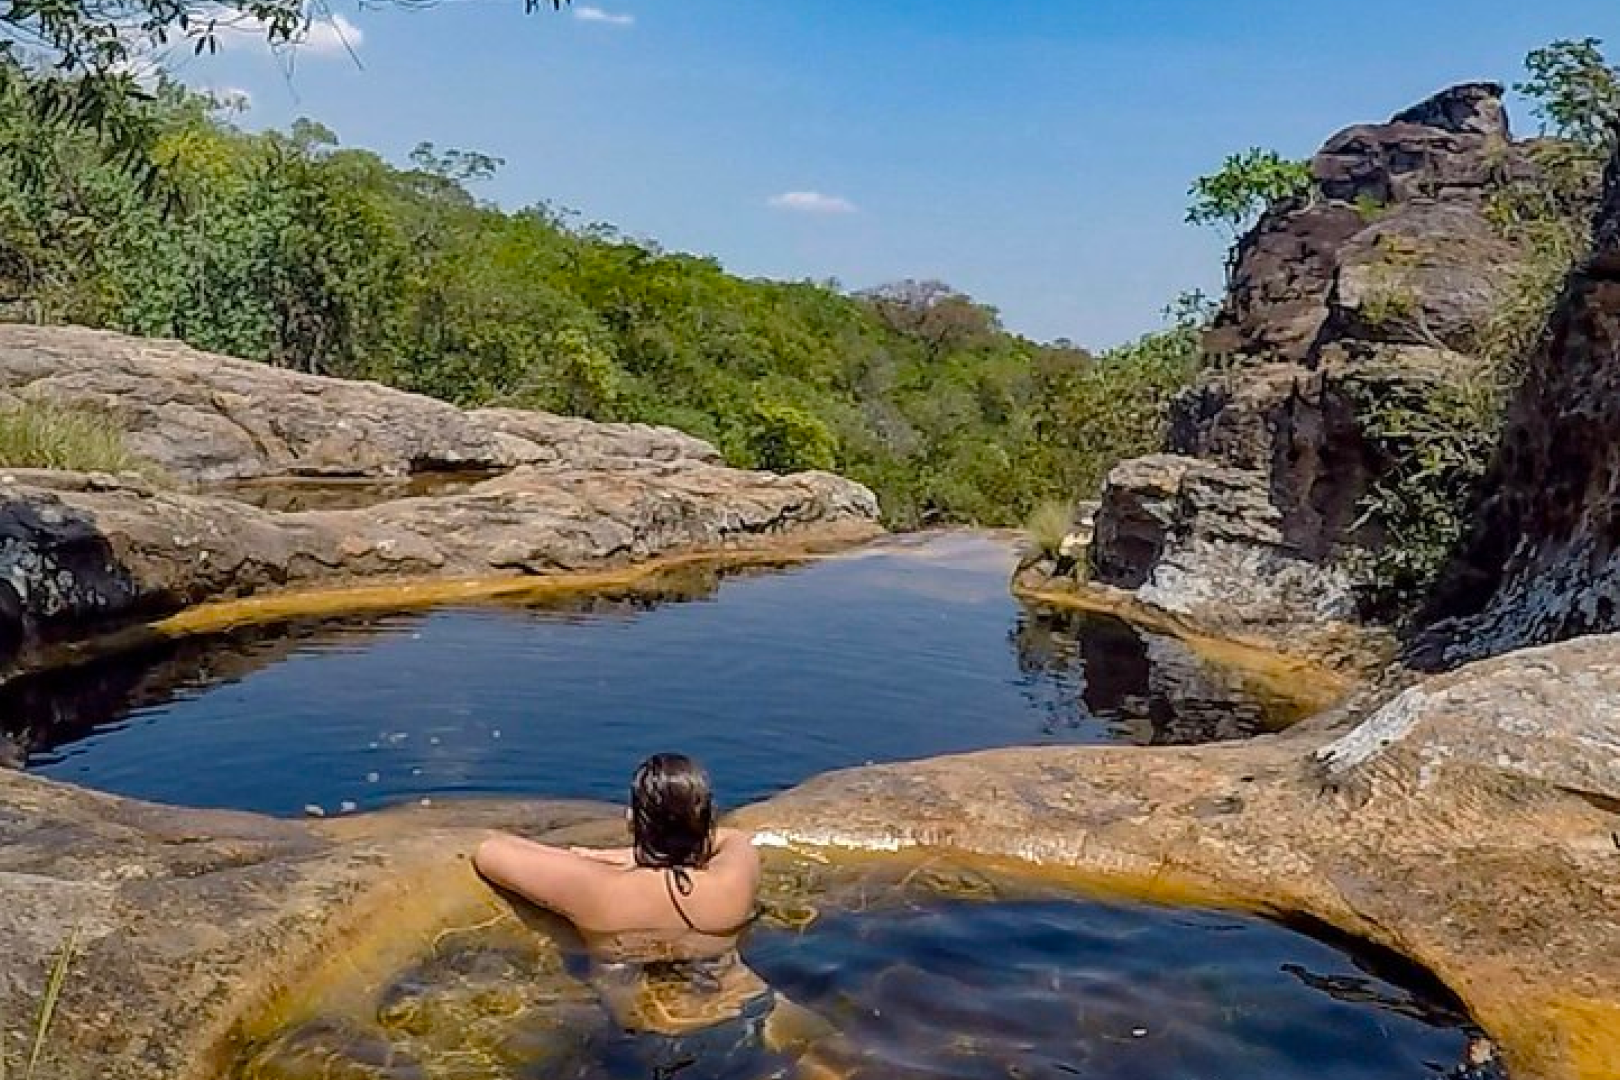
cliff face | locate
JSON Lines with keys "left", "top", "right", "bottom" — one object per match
{"left": 1078, "top": 83, "right": 1554, "bottom": 649}
{"left": 1416, "top": 149, "right": 1620, "bottom": 665}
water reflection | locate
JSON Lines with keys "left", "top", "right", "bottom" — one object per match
{"left": 1012, "top": 606, "right": 1304, "bottom": 745}
{"left": 203, "top": 470, "right": 499, "bottom": 513}
{"left": 8, "top": 534, "right": 1315, "bottom": 815}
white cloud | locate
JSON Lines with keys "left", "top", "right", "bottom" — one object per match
{"left": 573, "top": 5, "right": 635, "bottom": 26}
{"left": 199, "top": 5, "right": 363, "bottom": 59}
{"left": 766, "top": 191, "right": 859, "bottom": 215}
{"left": 298, "top": 13, "right": 363, "bottom": 56}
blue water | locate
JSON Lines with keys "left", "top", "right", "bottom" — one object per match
{"left": 16, "top": 533, "right": 1301, "bottom": 817}
{"left": 13, "top": 530, "right": 1483, "bottom": 1080}
{"left": 241, "top": 891, "right": 1484, "bottom": 1080}
{"left": 746, "top": 899, "right": 1477, "bottom": 1080}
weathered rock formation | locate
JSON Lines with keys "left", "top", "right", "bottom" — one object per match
{"left": 1, "top": 629, "right": 1616, "bottom": 1080}
{"left": 744, "top": 632, "right": 1620, "bottom": 1080}
{"left": 1088, "top": 453, "right": 1356, "bottom": 625}
{"left": 0, "top": 326, "right": 881, "bottom": 678}
{"left": 1064, "top": 83, "right": 1554, "bottom": 649}
{"left": 0, "top": 325, "right": 720, "bottom": 482}
{"left": 0, "top": 464, "right": 875, "bottom": 678}
{"left": 1416, "top": 150, "right": 1620, "bottom": 665}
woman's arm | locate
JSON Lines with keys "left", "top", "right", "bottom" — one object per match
{"left": 568, "top": 845, "right": 636, "bottom": 867}
{"left": 474, "top": 832, "right": 618, "bottom": 923}
{"left": 708, "top": 828, "right": 761, "bottom": 884}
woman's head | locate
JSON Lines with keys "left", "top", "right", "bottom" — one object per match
{"left": 630, "top": 753, "right": 715, "bottom": 870}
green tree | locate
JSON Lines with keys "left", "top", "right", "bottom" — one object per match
{"left": 744, "top": 399, "right": 838, "bottom": 474}
{"left": 1186, "top": 148, "right": 1313, "bottom": 240}
{"left": 0, "top": 0, "right": 569, "bottom": 196}
{"left": 0, "top": 65, "right": 1204, "bottom": 531}
{"left": 1517, "top": 37, "right": 1620, "bottom": 151}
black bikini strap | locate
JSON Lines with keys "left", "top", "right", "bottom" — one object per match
{"left": 664, "top": 867, "right": 702, "bottom": 932}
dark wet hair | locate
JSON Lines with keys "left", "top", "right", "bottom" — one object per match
{"left": 630, "top": 753, "right": 715, "bottom": 872}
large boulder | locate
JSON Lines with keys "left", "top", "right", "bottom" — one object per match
{"left": 0, "top": 326, "right": 719, "bottom": 482}
{"left": 1089, "top": 454, "right": 1355, "bottom": 636}
{"left": 1202, "top": 202, "right": 1366, "bottom": 364}
{"left": 1079, "top": 82, "right": 1559, "bottom": 649}
{"left": 1323, "top": 201, "right": 1525, "bottom": 351}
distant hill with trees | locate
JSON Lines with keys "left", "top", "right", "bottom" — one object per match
{"left": 0, "top": 65, "right": 1201, "bottom": 526}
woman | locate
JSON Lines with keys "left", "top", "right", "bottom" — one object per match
{"left": 475, "top": 753, "right": 785, "bottom": 1042}
{"left": 476, "top": 753, "right": 840, "bottom": 1076}
{"left": 475, "top": 752, "right": 761, "bottom": 948}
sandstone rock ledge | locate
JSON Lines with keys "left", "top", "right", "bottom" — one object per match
{"left": 0, "top": 325, "right": 722, "bottom": 481}
{"left": 0, "top": 325, "right": 881, "bottom": 678}
{"left": 2, "top": 632, "right": 1617, "bottom": 1080}
{"left": 740, "top": 635, "right": 1620, "bottom": 1080}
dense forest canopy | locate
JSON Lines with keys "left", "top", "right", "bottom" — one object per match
{"left": 0, "top": 63, "right": 1200, "bottom": 527}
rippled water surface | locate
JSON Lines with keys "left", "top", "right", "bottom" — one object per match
{"left": 746, "top": 898, "right": 1475, "bottom": 1080}
{"left": 237, "top": 880, "right": 1481, "bottom": 1080}
{"left": 12, "top": 533, "right": 1310, "bottom": 815}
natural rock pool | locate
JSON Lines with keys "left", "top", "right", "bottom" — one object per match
{"left": 10, "top": 533, "right": 1316, "bottom": 816}
{"left": 1, "top": 531, "right": 1493, "bottom": 1079}
{"left": 232, "top": 856, "right": 1483, "bottom": 1080}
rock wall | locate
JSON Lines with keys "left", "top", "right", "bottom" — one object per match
{"left": 1416, "top": 148, "right": 1620, "bottom": 665}
{"left": 1076, "top": 83, "right": 1552, "bottom": 647}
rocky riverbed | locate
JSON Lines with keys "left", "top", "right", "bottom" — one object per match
{"left": 6, "top": 80, "right": 1620, "bottom": 1080}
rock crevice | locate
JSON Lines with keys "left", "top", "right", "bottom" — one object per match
{"left": 1417, "top": 148, "right": 1620, "bottom": 664}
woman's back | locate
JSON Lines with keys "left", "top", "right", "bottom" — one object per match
{"left": 472, "top": 754, "right": 761, "bottom": 945}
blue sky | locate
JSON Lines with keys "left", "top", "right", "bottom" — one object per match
{"left": 178, "top": 0, "right": 1618, "bottom": 347}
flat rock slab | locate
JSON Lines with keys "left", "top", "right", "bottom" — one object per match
{"left": 0, "top": 325, "right": 719, "bottom": 482}
{"left": 0, "top": 464, "right": 880, "bottom": 679}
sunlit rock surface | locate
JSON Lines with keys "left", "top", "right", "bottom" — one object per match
{"left": 1088, "top": 453, "right": 1356, "bottom": 639}
{"left": 1065, "top": 82, "right": 1571, "bottom": 647}
{"left": 0, "top": 466, "right": 877, "bottom": 679}
{"left": 0, "top": 325, "right": 720, "bottom": 482}
{"left": 0, "top": 325, "right": 881, "bottom": 678}
{"left": 1418, "top": 148, "right": 1620, "bottom": 665}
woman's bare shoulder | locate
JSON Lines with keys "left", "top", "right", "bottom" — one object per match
{"left": 707, "top": 828, "right": 761, "bottom": 880}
